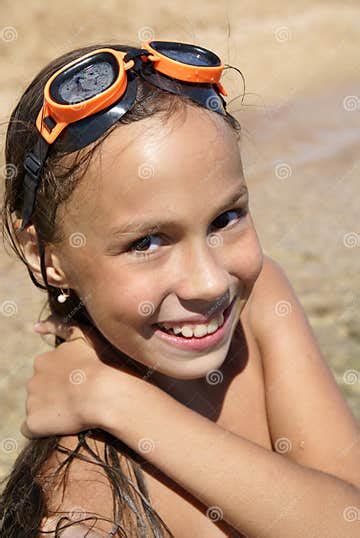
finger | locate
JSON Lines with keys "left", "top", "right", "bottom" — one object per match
{"left": 35, "top": 319, "right": 94, "bottom": 350}
{"left": 34, "top": 315, "right": 73, "bottom": 340}
{"left": 33, "top": 314, "right": 59, "bottom": 333}
{"left": 33, "top": 308, "right": 97, "bottom": 351}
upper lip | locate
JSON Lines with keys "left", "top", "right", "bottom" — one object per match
{"left": 156, "top": 298, "right": 234, "bottom": 326}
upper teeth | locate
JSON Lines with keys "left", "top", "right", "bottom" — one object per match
{"left": 158, "top": 311, "right": 225, "bottom": 338}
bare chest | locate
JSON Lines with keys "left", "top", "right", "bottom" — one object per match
{"left": 140, "top": 318, "right": 273, "bottom": 538}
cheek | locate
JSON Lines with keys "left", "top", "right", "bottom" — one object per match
{"left": 78, "top": 266, "right": 165, "bottom": 369}
{"left": 79, "top": 261, "right": 163, "bottom": 330}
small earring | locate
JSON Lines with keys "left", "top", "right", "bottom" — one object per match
{"left": 57, "top": 287, "right": 70, "bottom": 303}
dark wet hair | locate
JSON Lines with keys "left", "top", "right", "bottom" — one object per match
{"left": 0, "top": 41, "right": 242, "bottom": 536}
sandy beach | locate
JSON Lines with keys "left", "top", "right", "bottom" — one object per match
{"left": 0, "top": 0, "right": 359, "bottom": 477}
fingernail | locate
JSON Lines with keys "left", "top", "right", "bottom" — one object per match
{"left": 33, "top": 322, "right": 43, "bottom": 332}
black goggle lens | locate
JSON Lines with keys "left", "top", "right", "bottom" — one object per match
{"left": 49, "top": 43, "right": 221, "bottom": 107}
{"left": 149, "top": 41, "right": 221, "bottom": 68}
{"left": 50, "top": 52, "right": 119, "bottom": 105}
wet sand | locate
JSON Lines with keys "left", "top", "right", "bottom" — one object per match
{"left": 0, "top": 0, "right": 359, "bottom": 477}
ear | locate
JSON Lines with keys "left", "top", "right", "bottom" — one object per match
{"left": 16, "top": 223, "right": 73, "bottom": 289}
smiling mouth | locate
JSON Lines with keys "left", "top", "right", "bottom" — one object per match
{"left": 149, "top": 297, "right": 238, "bottom": 354}
{"left": 152, "top": 298, "right": 236, "bottom": 337}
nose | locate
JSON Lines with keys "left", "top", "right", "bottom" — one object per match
{"left": 174, "top": 238, "right": 230, "bottom": 304}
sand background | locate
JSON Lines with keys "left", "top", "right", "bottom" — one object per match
{"left": 0, "top": 0, "right": 359, "bottom": 477}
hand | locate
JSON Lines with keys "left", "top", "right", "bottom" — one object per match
{"left": 21, "top": 315, "right": 150, "bottom": 439}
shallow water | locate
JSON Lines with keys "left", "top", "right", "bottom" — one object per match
{"left": 241, "top": 84, "right": 359, "bottom": 174}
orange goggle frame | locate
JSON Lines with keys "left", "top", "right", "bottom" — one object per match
{"left": 37, "top": 40, "right": 228, "bottom": 145}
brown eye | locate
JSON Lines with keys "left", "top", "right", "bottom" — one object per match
{"left": 211, "top": 207, "right": 248, "bottom": 230}
{"left": 127, "top": 234, "right": 163, "bottom": 258}
{"left": 121, "top": 206, "right": 249, "bottom": 261}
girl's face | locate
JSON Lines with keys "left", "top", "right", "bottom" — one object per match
{"left": 55, "top": 105, "right": 264, "bottom": 380}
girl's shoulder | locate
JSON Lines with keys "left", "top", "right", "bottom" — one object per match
{"left": 245, "top": 254, "right": 360, "bottom": 491}
{"left": 38, "top": 432, "right": 134, "bottom": 536}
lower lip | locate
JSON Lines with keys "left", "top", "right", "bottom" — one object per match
{"left": 152, "top": 298, "right": 237, "bottom": 352}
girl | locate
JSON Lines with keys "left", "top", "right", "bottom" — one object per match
{"left": 0, "top": 40, "right": 359, "bottom": 538}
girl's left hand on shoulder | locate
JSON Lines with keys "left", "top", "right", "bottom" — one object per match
{"left": 21, "top": 316, "right": 151, "bottom": 440}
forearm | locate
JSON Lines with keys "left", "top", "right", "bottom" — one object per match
{"left": 102, "top": 385, "right": 360, "bottom": 538}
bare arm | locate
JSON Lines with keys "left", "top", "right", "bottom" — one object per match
{"left": 102, "top": 382, "right": 360, "bottom": 538}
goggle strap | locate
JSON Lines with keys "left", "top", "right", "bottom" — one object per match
{"left": 19, "top": 137, "right": 49, "bottom": 231}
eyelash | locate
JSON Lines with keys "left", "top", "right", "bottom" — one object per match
{"left": 126, "top": 206, "right": 248, "bottom": 259}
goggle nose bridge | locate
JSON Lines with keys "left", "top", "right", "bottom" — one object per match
{"left": 123, "top": 48, "right": 152, "bottom": 73}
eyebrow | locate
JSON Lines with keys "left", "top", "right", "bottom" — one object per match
{"left": 108, "top": 183, "right": 248, "bottom": 238}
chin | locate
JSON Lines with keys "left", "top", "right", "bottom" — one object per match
{"left": 164, "top": 370, "right": 208, "bottom": 381}
{"left": 152, "top": 347, "right": 231, "bottom": 381}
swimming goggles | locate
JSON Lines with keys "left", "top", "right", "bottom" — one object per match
{"left": 19, "top": 40, "right": 234, "bottom": 231}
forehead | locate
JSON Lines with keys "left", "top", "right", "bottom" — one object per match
{"left": 60, "top": 105, "right": 245, "bottom": 236}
